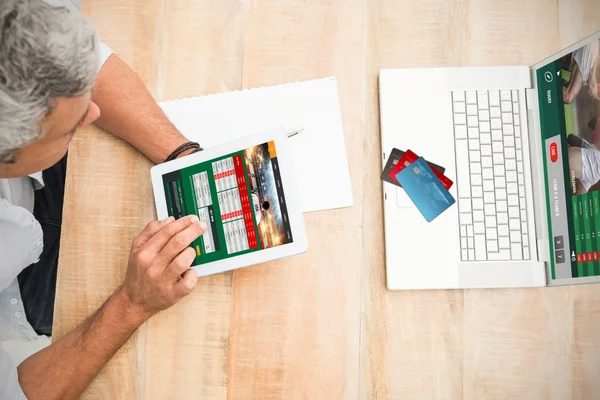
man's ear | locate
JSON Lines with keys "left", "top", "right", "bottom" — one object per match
{"left": 0, "top": 152, "right": 16, "bottom": 165}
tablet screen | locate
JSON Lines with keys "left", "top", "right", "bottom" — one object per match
{"left": 162, "top": 141, "right": 294, "bottom": 265}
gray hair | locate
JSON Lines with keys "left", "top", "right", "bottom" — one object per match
{"left": 0, "top": 0, "right": 99, "bottom": 163}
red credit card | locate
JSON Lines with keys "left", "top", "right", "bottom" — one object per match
{"left": 388, "top": 149, "right": 453, "bottom": 190}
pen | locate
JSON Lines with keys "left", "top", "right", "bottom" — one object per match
{"left": 286, "top": 126, "right": 305, "bottom": 138}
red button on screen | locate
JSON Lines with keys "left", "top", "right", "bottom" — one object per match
{"left": 550, "top": 142, "right": 558, "bottom": 162}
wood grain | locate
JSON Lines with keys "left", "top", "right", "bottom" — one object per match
{"left": 53, "top": 0, "right": 600, "bottom": 399}
{"left": 225, "top": 2, "right": 366, "bottom": 398}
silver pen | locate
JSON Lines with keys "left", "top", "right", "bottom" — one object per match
{"left": 286, "top": 126, "right": 305, "bottom": 138}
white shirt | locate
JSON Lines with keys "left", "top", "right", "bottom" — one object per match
{"left": 0, "top": 42, "right": 112, "bottom": 400}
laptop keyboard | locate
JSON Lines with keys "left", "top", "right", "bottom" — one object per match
{"left": 451, "top": 90, "right": 531, "bottom": 262}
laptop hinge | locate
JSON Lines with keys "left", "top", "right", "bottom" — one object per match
{"left": 525, "top": 89, "right": 535, "bottom": 110}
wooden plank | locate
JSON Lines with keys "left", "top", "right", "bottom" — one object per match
{"left": 361, "top": 1, "right": 468, "bottom": 398}
{"left": 225, "top": 1, "right": 366, "bottom": 399}
{"left": 53, "top": 1, "right": 165, "bottom": 399}
{"left": 462, "top": 3, "right": 598, "bottom": 399}
{"left": 140, "top": 1, "right": 249, "bottom": 399}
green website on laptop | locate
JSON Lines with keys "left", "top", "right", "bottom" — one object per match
{"left": 537, "top": 38, "right": 600, "bottom": 281}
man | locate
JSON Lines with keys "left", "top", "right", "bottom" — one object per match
{"left": 1, "top": 0, "right": 206, "bottom": 398}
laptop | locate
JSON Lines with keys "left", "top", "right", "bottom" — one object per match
{"left": 380, "top": 31, "right": 600, "bottom": 290}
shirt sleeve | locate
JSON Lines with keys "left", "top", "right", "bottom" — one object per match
{"left": 0, "top": 199, "right": 44, "bottom": 293}
{"left": 99, "top": 42, "right": 113, "bottom": 68}
{"left": 0, "top": 347, "right": 27, "bottom": 399}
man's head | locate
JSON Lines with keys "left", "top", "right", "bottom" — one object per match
{"left": 0, "top": 0, "right": 101, "bottom": 177}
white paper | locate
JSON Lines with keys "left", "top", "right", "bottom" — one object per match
{"left": 159, "top": 77, "right": 353, "bottom": 213}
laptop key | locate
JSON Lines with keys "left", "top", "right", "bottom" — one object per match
{"left": 473, "top": 210, "right": 484, "bottom": 222}
{"left": 497, "top": 213, "right": 508, "bottom": 225}
{"left": 461, "top": 249, "right": 468, "bottom": 261}
{"left": 454, "top": 125, "right": 467, "bottom": 139}
{"left": 477, "top": 91, "right": 489, "bottom": 108}
{"left": 484, "top": 192, "right": 495, "bottom": 203}
{"left": 483, "top": 180, "right": 494, "bottom": 192}
{"left": 497, "top": 200, "right": 507, "bottom": 212}
{"left": 502, "top": 110, "right": 512, "bottom": 124}
{"left": 490, "top": 107, "right": 501, "bottom": 118}
{"left": 511, "top": 245, "right": 522, "bottom": 260}
{"left": 454, "top": 101, "right": 466, "bottom": 113}
{"left": 455, "top": 140, "right": 470, "bottom": 198}
{"left": 489, "top": 91, "right": 500, "bottom": 106}
{"left": 460, "top": 213, "right": 473, "bottom": 225}
{"left": 474, "top": 222, "right": 485, "bottom": 234}
{"left": 498, "top": 225, "right": 509, "bottom": 236}
{"left": 453, "top": 91, "right": 465, "bottom": 102}
{"left": 454, "top": 113, "right": 467, "bottom": 125}
{"left": 468, "top": 127, "right": 479, "bottom": 138}
{"left": 466, "top": 91, "right": 477, "bottom": 104}
{"left": 475, "top": 235, "right": 487, "bottom": 260}
{"left": 510, "top": 230, "right": 521, "bottom": 243}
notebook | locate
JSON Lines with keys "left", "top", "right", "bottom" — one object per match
{"left": 159, "top": 77, "right": 353, "bottom": 213}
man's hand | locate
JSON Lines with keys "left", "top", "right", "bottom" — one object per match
{"left": 18, "top": 215, "right": 207, "bottom": 400}
{"left": 121, "top": 215, "right": 207, "bottom": 319}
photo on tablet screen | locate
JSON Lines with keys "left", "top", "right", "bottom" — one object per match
{"left": 161, "top": 141, "right": 294, "bottom": 266}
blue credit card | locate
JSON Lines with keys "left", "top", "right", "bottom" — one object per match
{"left": 395, "top": 157, "right": 455, "bottom": 222}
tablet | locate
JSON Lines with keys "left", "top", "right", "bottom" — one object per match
{"left": 151, "top": 127, "right": 308, "bottom": 277}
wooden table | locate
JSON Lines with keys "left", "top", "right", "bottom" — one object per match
{"left": 54, "top": 1, "right": 600, "bottom": 398}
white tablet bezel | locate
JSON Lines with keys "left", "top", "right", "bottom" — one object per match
{"left": 150, "top": 127, "right": 308, "bottom": 277}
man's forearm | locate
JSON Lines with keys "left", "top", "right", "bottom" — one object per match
{"left": 17, "top": 288, "right": 149, "bottom": 400}
{"left": 92, "top": 55, "right": 193, "bottom": 164}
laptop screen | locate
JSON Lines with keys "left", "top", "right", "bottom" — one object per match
{"left": 536, "top": 38, "right": 600, "bottom": 282}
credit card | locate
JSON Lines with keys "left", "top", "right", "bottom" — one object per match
{"left": 395, "top": 157, "right": 455, "bottom": 222}
{"left": 381, "top": 148, "right": 446, "bottom": 187}
{"left": 389, "top": 149, "right": 453, "bottom": 190}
